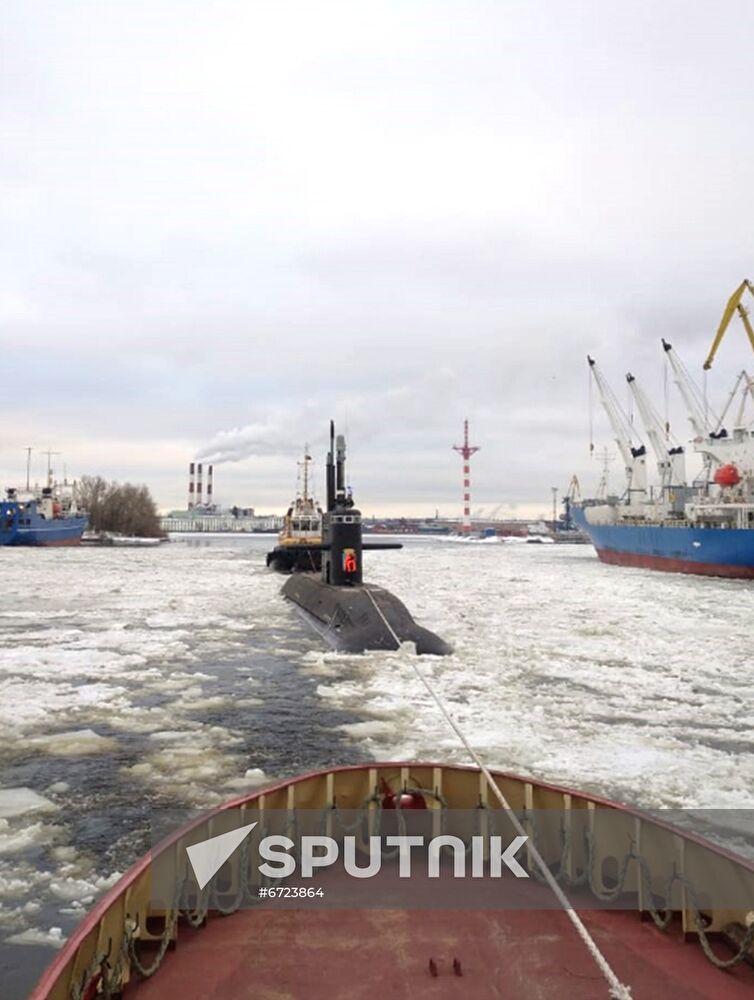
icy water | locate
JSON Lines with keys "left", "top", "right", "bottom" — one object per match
{"left": 1, "top": 535, "right": 753, "bottom": 997}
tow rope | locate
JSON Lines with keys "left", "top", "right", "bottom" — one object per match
{"left": 363, "top": 586, "right": 633, "bottom": 1000}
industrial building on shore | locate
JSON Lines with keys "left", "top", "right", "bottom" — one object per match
{"left": 159, "top": 463, "right": 283, "bottom": 534}
{"left": 158, "top": 459, "right": 577, "bottom": 538}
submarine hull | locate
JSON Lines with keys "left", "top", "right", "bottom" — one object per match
{"left": 282, "top": 574, "right": 452, "bottom": 656}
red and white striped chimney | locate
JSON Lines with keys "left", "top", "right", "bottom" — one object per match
{"left": 188, "top": 462, "right": 195, "bottom": 510}
{"left": 206, "top": 465, "right": 213, "bottom": 506}
{"left": 196, "top": 463, "right": 203, "bottom": 507}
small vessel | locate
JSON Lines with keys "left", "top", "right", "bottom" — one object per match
{"left": 82, "top": 533, "right": 164, "bottom": 547}
{"left": 30, "top": 761, "right": 754, "bottom": 1000}
{"left": 445, "top": 527, "right": 502, "bottom": 543}
{"left": 266, "top": 449, "right": 323, "bottom": 573}
{"left": 1, "top": 479, "right": 87, "bottom": 547}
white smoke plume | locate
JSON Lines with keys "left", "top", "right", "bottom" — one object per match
{"left": 195, "top": 370, "right": 458, "bottom": 464}
{"left": 195, "top": 403, "right": 324, "bottom": 463}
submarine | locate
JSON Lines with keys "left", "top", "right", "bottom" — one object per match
{"left": 280, "top": 423, "right": 452, "bottom": 656}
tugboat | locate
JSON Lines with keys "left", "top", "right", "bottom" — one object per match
{"left": 266, "top": 449, "right": 324, "bottom": 573}
{"left": 1, "top": 459, "right": 88, "bottom": 546}
{"left": 281, "top": 422, "right": 452, "bottom": 655}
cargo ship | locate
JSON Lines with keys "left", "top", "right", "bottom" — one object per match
{"left": 574, "top": 334, "right": 754, "bottom": 577}
{"left": 1, "top": 480, "right": 88, "bottom": 547}
{"left": 30, "top": 762, "right": 754, "bottom": 999}
{"left": 572, "top": 504, "right": 754, "bottom": 577}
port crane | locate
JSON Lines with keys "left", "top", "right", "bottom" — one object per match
{"left": 587, "top": 356, "right": 647, "bottom": 499}
{"left": 703, "top": 279, "right": 754, "bottom": 370}
{"left": 561, "top": 475, "right": 580, "bottom": 530}
{"left": 625, "top": 372, "right": 686, "bottom": 490}
{"left": 715, "top": 369, "right": 754, "bottom": 433}
{"left": 662, "top": 339, "right": 721, "bottom": 439}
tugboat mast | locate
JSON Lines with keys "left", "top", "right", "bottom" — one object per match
{"left": 298, "top": 445, "right": 312, "bottom": 502}
{"left": 303, "top": 448, "right": 309, "bottom": 501}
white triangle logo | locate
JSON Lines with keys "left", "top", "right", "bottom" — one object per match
{"left": 186, "top": 822, "right": 257, "bottom": 889}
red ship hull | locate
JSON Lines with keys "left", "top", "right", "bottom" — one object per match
{"left": 30, "top": 763, "right": 754, "bottom": 1000}
{"left": 597, "top": 546, "right": 754, "bottom": 578}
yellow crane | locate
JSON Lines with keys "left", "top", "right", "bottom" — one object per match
{"left": 703, "top": 279, "right": 754, "bottom": 369}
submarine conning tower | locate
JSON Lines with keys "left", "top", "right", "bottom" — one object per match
{"left": 281, "top": 420, "right": 452, "bottom": 656}
{"left": 322, "top": 421, "right": 363, "bottom": 587}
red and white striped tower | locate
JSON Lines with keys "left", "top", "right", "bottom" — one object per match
{"left": 188, "top": 462, "right": 195, "bottom": 510}
{"left": 452, "top": 419, "right": 480, "bottom": 533}
{"left": 196, "top": 463, "right": 203, "bottom": 508}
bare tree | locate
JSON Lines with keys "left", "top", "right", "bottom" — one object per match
{"left": 78, "top": 476, "right": 164, "bottom": 538}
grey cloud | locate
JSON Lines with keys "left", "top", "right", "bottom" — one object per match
{"left": 196, "top": 369, "right": 460, "bottom": 463}
{"left": 2, "top": 1, "right": 754, "bottom": 513}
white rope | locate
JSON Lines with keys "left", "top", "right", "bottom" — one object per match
{"left": 362, "top": 586, "right": 402, "bottom": 651}
{"left": 363, "top": 586, "right": 632, "bottom": 1000}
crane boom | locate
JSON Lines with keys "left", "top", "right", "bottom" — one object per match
{"left": 703, "top": 279, "right": 754, "bottom": 370}
{"left": 662, "top": 339, "right": 719, "bottom": 438}
{"left": 735, "top": 371, "right": 754, "bottom": 428}
{"left": 626, "top": 372, "right": 685, "bottom": 487}
{"left": 587, "top": 356, "right": 647, "bottom": 496}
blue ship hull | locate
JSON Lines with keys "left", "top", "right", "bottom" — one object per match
{"left": 1, "top": 500, "right": 87, "bottom": 546}
{"left": 572, "top": 506, "right": 754, "bottom": 578}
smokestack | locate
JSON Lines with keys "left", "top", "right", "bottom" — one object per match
{"left": 196, "top": 463, "right": 203, "bottom": 507}
{"left": 188, "top": 462, "right": 195, "bottom": 510}
{"left": 207, "top": 465, "right": 213, "bottom": 506}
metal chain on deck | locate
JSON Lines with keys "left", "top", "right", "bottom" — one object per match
{"left": 70, "top": 902, "right": 179, "bottom": 997}
{"left": 209, "top": 837, "right": 250, "bottom": 916}
{"left": 126, "top": 911, "right": 178, "bottom": 978}
{"left": 69, "top": 863, "right": 218, "bottom": 999}
{"left": 73, "top": 785, "right": 752, "bottom": 998}
{"left": 70, "top": 952, "right": 110, "bottom": 1000}
{"left": 519, "top": 809, "right": 589, "bottom": 888}
{"left": 693, "top": 908, "right": 754, "bottom": 969}
{"left": 517, "top": 796, "right": 754, "bottom": 968}
{"left": 638, "top": 862, "right": 754, "bottom": 969}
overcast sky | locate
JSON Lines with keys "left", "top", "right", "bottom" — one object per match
{"left": 3, "top": 1, "right": 754, "bottom": 517}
